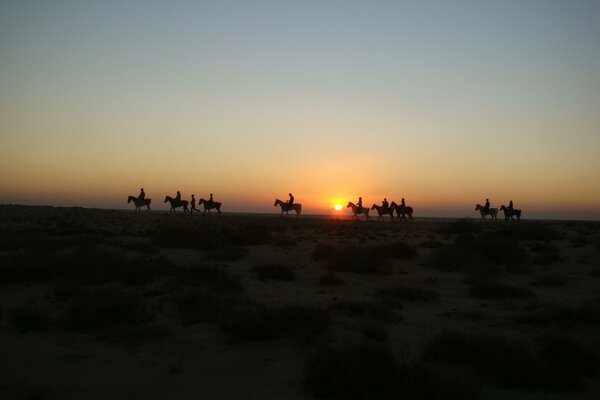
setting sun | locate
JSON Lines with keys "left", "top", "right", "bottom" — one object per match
{"left": 334, "top": 204, "right": 343, "bottom": 211}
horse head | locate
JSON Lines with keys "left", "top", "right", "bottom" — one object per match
{"left": 164, "top": 196, "right": 172, "bottom": 203}
{"left": 346, "top": 202, "right": 354, "bottom": 208}
{"left": 475, "top": 204, "right": 481, "bottom": 211}
{"left": 371, "top": 204, "right": 377, "bottom": 210}
{"left": 274, "top": 199, "right": 279, "bottom": 207}
{"left": 390, "top": 201, "right": 397, "bottom": 208}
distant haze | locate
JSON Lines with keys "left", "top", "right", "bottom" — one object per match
{"left": 1, "top": 1, "right": 599, "bottom": 219}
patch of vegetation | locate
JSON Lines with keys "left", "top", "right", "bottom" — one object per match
{"left": 377, "top": 240, "right": 417, "bottom": 259}
{"left": 468, "top": 281, "right": 534, "bottom": 300}
{"left": 9, "top": 305, "right": 50, "bottom": 332}
{"left": 312, "top": 243, "right": 339, "bottom": 261}
{"left": 252, "top": 263, "right": 296, "bottom": 281}
{"left": 477, "top": 233, "right": 529, "bottom": 265}
{"left": 378, "top": 283, "right": 439, "bottom": 302}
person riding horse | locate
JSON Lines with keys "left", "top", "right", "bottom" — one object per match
{"left": 190, "top": 194, "right": 196, "bottom": 212}
{"left": 484, "top": 198, "right": 490, "bottom": 212}
{"left": 382, "top": 198, "right": 389, "bottom": 210}
{"left": 401, "top": 198, "right": 406, "bottom": 207}
{"left": 138, "top": 188, "right": 145, "bottom": 201}
{"left": 357, "top": 197, "right": 363, "bottom": 213}
{"left": 175, "top": 191, "right": 181, "bottom": 203}
{"left": 508, "top": 200, "right": 514, "bottom": 211}
{"left": 288, "top": 193, "right": 294, "bottom": 210}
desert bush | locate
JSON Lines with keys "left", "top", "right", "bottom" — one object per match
{"left": 318, "top": 272, "right": 342, "bottom": 286}
{"left": 378, "top": 283, "right": 439, "bottom": 302}
{"left": 304, "top": 344, "right": 399, "bottom": 399}
{"left": 9, "top": 305, "right": 50, "bottom": 332}
{"left": 252, "top": 263, "right": 296, "bottom": 281}
{"left": 468, "top": 281, "right": 533, "bottom": 300}
{"left": 222, "top": 304, "right": 330, "bottom": 342}
{"left": 62, "top": 290, "right": 152, "bottom": 330}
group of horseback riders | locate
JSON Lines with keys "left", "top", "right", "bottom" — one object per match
{"left": 354, "top": 196, "right": 406, "bottom": 214}
{"left": 136, "top": 188, "right": 220, "bottom": 213}
{"left": 477, "top": 198, "right": 521, "bottom": 222}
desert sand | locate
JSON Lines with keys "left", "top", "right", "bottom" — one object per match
{"left": 1, "top": 205, "right": 599, "bottom": 400}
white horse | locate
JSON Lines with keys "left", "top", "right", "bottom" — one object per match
{"left": 347, "top": 202, "right": 370, "bottom": 220}
{"left": 274, "top": 199, "right": 302, "bottom": 217}
{"left": 127, "top": 196, "right": 151, "bottom": 212}
{"left": 475, "top": 204, "right": 498, "bottom": 221}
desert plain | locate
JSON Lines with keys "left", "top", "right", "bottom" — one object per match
{"left": 1, "top": 205, "right": 599, "bottom": 399}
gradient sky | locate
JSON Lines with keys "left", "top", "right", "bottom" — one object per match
{"left": 1, "top": 1, "right": 599, "bottom": 219}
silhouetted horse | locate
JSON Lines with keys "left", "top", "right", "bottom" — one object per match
{"left": 500, "top": 205, "right": 521, "bottom": 222}
{"left": 128, "top": 196, "right": 151, "bottom": 212}
{"left": 199, "top": 199, "right": 222, "bottom": 215}
{"left": 164, "top": 196, "right": 189, "bottom": 213}
{"left": 274, "top": 199, "right": 302, "bottom": 217}
{"left": 390, "top": 201, "right": 413, "bottom": 221}
{"left": 347, "top": 202, "right": 370, "bottom": 220}
{"left": 371, "top": 204, "right": 394, "bottom": 220}
{"left": 475, "top": 204, "right": 498, "bottom": 221}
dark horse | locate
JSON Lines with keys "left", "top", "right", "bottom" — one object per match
{"left": 390, "top": 201, "right": 413, "bottom": 221}
{"left": 371, "top": 204, "right": 394, "bottom": 220}
{"left": 274, "top": 199, "right": 302, "bottom": 217}
{"left": 128, "top": 196, "right": 151, "bottom": 212}
{"left": 164, "top": 196, "right": 189, "bottom": 213}
{"left": 500, "top": 205, "right": 521, "bottom": 223}
{"left": 199, "top": 198, "right": 222, "bottom": 215}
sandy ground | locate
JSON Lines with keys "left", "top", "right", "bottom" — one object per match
{"left": 1, "top": 205, "right": 599, "bottom": 399}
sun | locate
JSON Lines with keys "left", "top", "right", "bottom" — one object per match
{"left": 334, "top": 204, "right": 343, "bottom": 211}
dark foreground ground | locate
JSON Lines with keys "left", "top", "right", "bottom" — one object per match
{"left": 1, "top": 205, "right": 599, "bottom": 400}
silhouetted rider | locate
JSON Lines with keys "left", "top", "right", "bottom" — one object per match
{"left": 508, "top": 200, "right": 513, "bottom": 211}
{"left": 382, "top": 198, "right": 389, "bottom": 210}
{"left": 138, "top": 188, "right": 145, "bottom": 201}
{"left": 288, "top": 193, "right": 294, "bottom": 210}
{"left": 357, "top": 197, "right": 363, "bottom": 213}
{"left": 401, "top": 198, "right": 406, "bottom": 207}
{"left": 209, "top": 193, "right": 214, "bottom": 205}
{"left": 484, "top": 198, "right": 490, "bottom": 212}
{"left": 191, "top": 194, "right": 196, "bottom": 211}
{"left": 175, "top": 191, "right": 181, "bottom": 202}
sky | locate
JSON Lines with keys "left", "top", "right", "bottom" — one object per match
{"left": 1, "top": 0, "right": 599, "bottom": 219}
